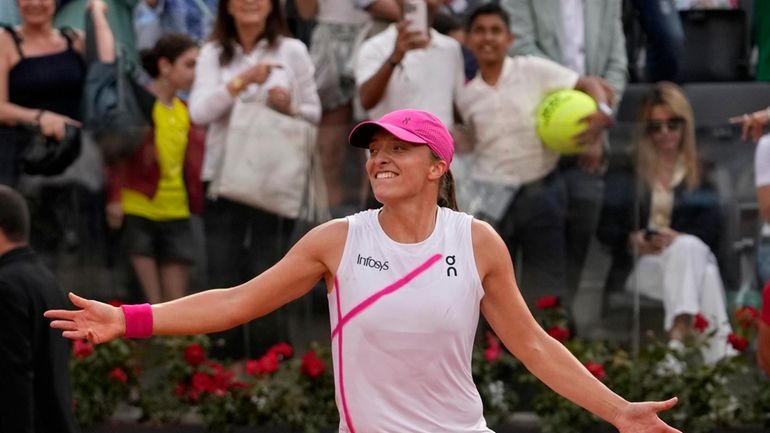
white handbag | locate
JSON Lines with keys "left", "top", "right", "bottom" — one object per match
{"left": 209, "top": 96, "right": 319, "bottom": 219}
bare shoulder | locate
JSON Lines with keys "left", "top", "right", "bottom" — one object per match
{"left": 471, "top": 218, "right": 506, "bottom": 252}
{"left": 290, "top": 217, "right": 350, "bottom": 278}
{"left": 0, "top": 29, "right": 15, "bottom": 68}
{"left": 294, "top": 217, "right": 349, "bottom": 257}
{"left": 68, "top": 28, "right": 86, "bottom": 55}
{"left": 470, "top": 218, "right": 512, "bottom": 278}
{"left": 0, "top": 27, "right": 15, "bottom": 51}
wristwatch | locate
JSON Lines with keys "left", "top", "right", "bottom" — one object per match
{"left": 597, "top": 102, "right": 614, "bottom": 127}
{"left": 597, "top": 101, "right": 613, "bottom": 118}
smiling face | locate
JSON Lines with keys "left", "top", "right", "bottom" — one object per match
{"left": 466, "top": 13, "right": 513, "bottom": 66}
{"left": 228, "top": 0, "right": 272, "bottom": 28}
{"left": 17, "top": 0, "right": 56, "bottom": 27}
{"left": 365, "top": 130, "right": 446, "bottom": 205}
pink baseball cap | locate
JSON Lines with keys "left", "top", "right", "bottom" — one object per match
{"left": 348, "top": 109, "right": 454, "bottom": 166}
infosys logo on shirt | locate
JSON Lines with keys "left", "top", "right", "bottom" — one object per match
{"left": 356, "top": 253, "right": 389, "bottom": 271}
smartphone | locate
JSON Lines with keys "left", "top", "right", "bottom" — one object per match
{"left": 644, "top": 228, "right": 660, "bottom": 241}
{"left": 403, "top": 0, "right": 428, "bottom": 36}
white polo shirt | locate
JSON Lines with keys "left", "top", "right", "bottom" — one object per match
{"left": 354, "top": 24, "right": 465, "bottom": 128}
{"left": 457, "top": 56, "right": 579, "bottom": 186}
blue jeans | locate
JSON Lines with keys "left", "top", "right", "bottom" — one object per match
{"left": 559, "top": 160, "right": 605, "bottom": 295}
{"left": 632, "top": 0, "right": 685, "bottom": 82}
{"left": 499, "top": 170, "right": 568, "bottom": 303}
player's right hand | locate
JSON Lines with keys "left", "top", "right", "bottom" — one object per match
{"left": 44, "top": 292, "right": 125, "bottom": 345}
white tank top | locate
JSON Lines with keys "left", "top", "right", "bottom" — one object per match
{"left": 329, "top": 207, "right": 492, "bottom": 433}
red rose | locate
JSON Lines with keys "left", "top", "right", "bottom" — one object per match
{"left": 546, "top": 326, "right": 571, "bottom": 342}
{"left": 184, "top": 343, "right": 206, "bottom": 366}
{"left": 268, "top": 342, "right": 294, "bottom": 360}
{"left": 484, "top": 331, "right": 502, "bottom": 362}
{"left": 536, "top": 295, "right": 560, "bottom": 310}
{"left": 191, "top": 371, "right": 215, "bottom": 392}
{"left": 246, "top": 359, "right": 263, "bottom": 376}
{"left": 735, "top": 306, "right": 759, "bottom": 329}
{"left": 209, "top": 362, "right": 233, "bottom": 392}
{"left": 174, "top": 383, "right": 186, "bottom": 397}
{"left": 727, "top": 333, "right": 749, "bottom": 352}
{"left": 301, "top": 350, "right": 326, "bottom": 378}
{"left": 259, "top": 352, "right": 280, "bottom": 374}
{"left": 108, "top": 367, "right": 128, "bottom": 383}
{"left": 73, "top": 340, "right": 94, "bottom": 359}
{"left": 585, "top": 361, "right": 606, "bottom": 380}
{"left": 246, "top": 353, "right": 280, "bottom": 376}
{"left": 693, "top": 313, "right": 709, "bottom": 333}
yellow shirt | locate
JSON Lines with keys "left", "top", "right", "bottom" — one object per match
{"left": 122, "top": 97, "right": 190, "bottom": 220}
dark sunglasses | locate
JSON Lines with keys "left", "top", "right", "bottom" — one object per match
{"left": 646, "top": 118, "right": 684, "bottom": 133}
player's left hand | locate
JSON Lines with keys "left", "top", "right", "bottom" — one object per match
{"left": 613, "top": 397, "right": 682, "bottom": 433}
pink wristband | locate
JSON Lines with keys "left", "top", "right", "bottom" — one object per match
{"left": 762, "top": 283, "right": 770, "bottom": 327}
{"left": 121, "top": 304, "right": 154, "bottom": 339}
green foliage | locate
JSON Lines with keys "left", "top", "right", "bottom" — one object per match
{"left": 69, "top": 296, "right": 770, "bottom": 432}
{"left": 70, "top": 338, "right": 138, "bottom": 426}
{"left": 525, "top": 297, "right": 770, "bottom": 433}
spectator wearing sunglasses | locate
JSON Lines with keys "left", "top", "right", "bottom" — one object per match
{"left": 598, "top": 82, "right": 736, "bottom": 366}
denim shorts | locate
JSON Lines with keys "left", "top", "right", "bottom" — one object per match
{"left": 122, "top": 215, "right": 195, "bottom": 264}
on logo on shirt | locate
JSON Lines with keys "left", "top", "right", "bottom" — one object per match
{"left": 446, "top": 255, "right": 457, "bottom": 277}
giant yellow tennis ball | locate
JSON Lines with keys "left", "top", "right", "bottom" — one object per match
{"left": 536, "top": 89, "right": 597, "bottom": 155}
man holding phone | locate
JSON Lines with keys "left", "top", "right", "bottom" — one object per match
{"left": 354, "top": 0, "right": 465, "bottom": 129}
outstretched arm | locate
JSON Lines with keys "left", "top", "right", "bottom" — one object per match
{"left": 45, "top": 219, "right": 348, "bottom": 344}
{"left": 473, "top": 220, "right": 681, "bottom": 433}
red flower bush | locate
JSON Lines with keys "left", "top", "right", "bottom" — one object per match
{"left": 247, "top": 351, "right": 280, "bottom": 376}
{"left": 693, "top": 313, "right": 709, "bottom": 333}
{"left": 73, "top": 340, "right": 94, "bottom": 359}
{"left": 584, "top": 361, "right": 606, "bottom": 380}
{"left": 300, "top": 350, "right": 326, "bottom": 378}
{"left": 184, "top": 343, "right": 206, "bottom": 366}
{"left": 727, "top": 333, "right": 749, "bottom": 352}
{"left": 536, "top": 295, "right": 560, "bottom": 310}
{"left": 546, "top": 326, "right": 571, "bottom": 342}
{"left": 108, "top": 367, "right": 128, "bottom": 383}
{"left": 268, "top": 343, "right": 294, "bottom": 360}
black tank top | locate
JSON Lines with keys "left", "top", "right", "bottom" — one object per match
{"left": 5, "top": 26, "right": 86, "bottom": 121}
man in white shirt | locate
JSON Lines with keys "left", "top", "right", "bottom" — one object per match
{"left": 457, "top": 3, "right": 613, "bottom": 302}
{"left": 354, "top": 0, "right": 465, "bottom": 127}
{"left": 501, "top": 0, "right": 627, "bottom": 298}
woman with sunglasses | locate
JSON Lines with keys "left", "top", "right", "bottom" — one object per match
{"left": 599, "top": 82, "right": 736, "bottom": 366}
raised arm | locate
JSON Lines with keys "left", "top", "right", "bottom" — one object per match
{"left": 473, "top": 220, "right": 681, "bottom": 433}
{"left": 357, "top": 22, "right": 425, "bottom": 110}
{"left": 45, "top": 219, "right": 348, "bottom": 344}
{"left": 88, "top": 0, "right": 116, "bottom": 63}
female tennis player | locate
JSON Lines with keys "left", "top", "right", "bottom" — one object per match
{"left": 46, "top": 109, "right": 681, "bottom": 433}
